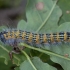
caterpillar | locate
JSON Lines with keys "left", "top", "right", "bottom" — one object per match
{"left": 0, "top": 29, "right": 69, "bottom": 47}
{"left": 0, "top": 29, "right": 70, "bottom": 59}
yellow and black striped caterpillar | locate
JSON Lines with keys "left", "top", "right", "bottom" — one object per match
{"left": 0, "top": 29, "right": 69, "bottom": 47}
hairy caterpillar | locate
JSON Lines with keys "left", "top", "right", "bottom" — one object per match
{"left": 0, "top": 29, "right": 69, "bottom": 47}
{"left": 0, "top": 29, "right": 70, "bottom": 59}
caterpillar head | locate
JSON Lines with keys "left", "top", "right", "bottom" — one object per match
{"left": 0, "top": 32, "right": 6, "bottom": 44}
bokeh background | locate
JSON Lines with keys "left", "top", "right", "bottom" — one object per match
{"left": 0, "top": 0, "right": 27, "bottom": 28}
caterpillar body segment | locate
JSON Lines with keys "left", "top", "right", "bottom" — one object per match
{"left": 0, "top": 30, "right": 70, "bottom": 47}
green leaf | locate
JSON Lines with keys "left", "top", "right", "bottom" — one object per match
{"left": 0, "top": 25, "right": 27, "bottom": 66}
{"left": 20, "top": 57, "right": 57, "bottom": 70}
{"left": 17, "top": 0, "right": 70, "bottom": 70}
{"left": 50, "top": 44, "right": 70, "bottom": 70}
{"left": 57, "top": 22, "right": 70, "bottom": 32}
{"left": 50, "top": 22, "right": 70, "bottom": 70}
{"left": 17, "top": 0, "right": 63, "bottom": 69}
{"left": 0, "top": 58, "right": 13, "bottom": 70}
{"left": 17, "top": 0, "right": 62, "bottom": 33}
{"left": 58, "top": 0, "right": 70, "bottom": 25}
{"left": 15, "top": 67, "right": 20, "bottom": 70}
{"left": 0, "top": 26, "right": 10, "bottom": 65}
{"left": 0, "top": 43, "right": 21, "bottom": 65}
{"left": 17, "top": 20, "right": 27, "bottom": 30}
{"left": 0, "top": 43, "right": 28, "bottom": 66}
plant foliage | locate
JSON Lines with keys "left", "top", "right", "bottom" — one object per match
{"left": 0, "top": 0, "right": 70, "bottom": 70}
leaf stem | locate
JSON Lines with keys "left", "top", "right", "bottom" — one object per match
{"left": 19, "top": 49, "right": 37, "bottom": 70}
{"left": 0, "top": 45, "right": 9, "bottom": 53}
{"left": 36, "top": 0, "right": 58, "bottom": 32}
{"left": 20, "top": 43, "right": 70, "bottom": 61}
